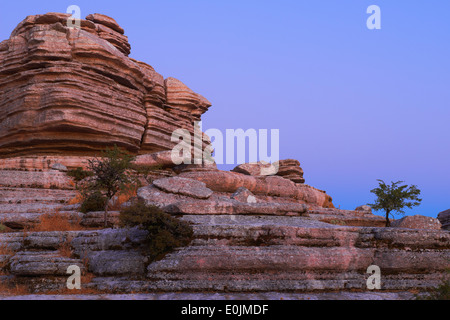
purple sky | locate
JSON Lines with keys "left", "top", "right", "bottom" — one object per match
{"left": 1, "top": 1, "right": 449, "bottom": 218}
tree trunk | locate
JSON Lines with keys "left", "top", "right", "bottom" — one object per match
{"left": 385, "top": 210, "right": 391, "bottom": 227}
{"left": 104, "top": 201, "right": 109, "bottom": 228}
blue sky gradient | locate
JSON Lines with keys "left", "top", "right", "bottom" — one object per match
{"left": 1, "top": 1, "right": 449, "bottom": 217}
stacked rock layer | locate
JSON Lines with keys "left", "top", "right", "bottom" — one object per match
{"left": 0, "top": 13, "right": 211, "bottom": 158}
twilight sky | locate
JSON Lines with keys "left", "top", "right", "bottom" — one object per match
{"left": 1, "top": 0, "right": 449, "bottom": 218}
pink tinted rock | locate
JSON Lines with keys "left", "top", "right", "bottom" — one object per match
{"left": 0, "top": 13, "right": 210, "bottom": 159}
{"left": 85, "top": 13, "right": 125, "bottom": 34}
{"left": 179, "top": 170, "right": 334, "bottom": 208}
{"left": 153, "top": 177, "right": 213, "bottom": 199}
{"left": 231, "top": 187, "right": 257, "bottom": 203}
{"left": 391, "top": 215, "right": 442, "bottom": 230}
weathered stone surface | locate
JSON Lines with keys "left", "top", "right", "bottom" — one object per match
{"left": 0, "top": 156, "right": 91, "bottom": 171}
{"left": 138, "top": 183, "right": 307, "bottom": 216}
{"left": 10, "top": 251, "right": 84, "bottom": 276}
{"left": 133, "top": 151, "right": 190, "bottom": 168}
{"left": 87, "top": 250, "right": 147, "bottom": 276}
{"left": 85, "top": 13, "right": 124, "bottom": 35}
{"left": 355, "top": 205, "right": 372, "bottom": 214}
{"left": 0, "top": 13, "right": 210, "bottom": 158}
{"left": 231, "top": 187, "right": 257, "bottom": 203}
{"left": 307, "top": 207, "right": 386, "bottom": 227}
{"left": 0, "top": 13, "right": 448, "bottom": 298}
{"left": 0, "top": 170, "right": 73, "bottom": 188}
{"left": 153, "top": 177, "right": 213, "bottom": 199}
{"left": 165, "top": 199, "right": 308, "bottom": 216}
{"left": 137, "top": 185, "right": 187, "bottom": 208}
{"left": 1, "top": 218, "right": 449, "bottom": 293}
{"left": 179, "top": 170, "right": 334, "bottom": 208}
{"left": 50, "top": 163, "right": 67, "bottom": 172}
{"left": 71, "top": 228, "right": 148, "bottom": 255}
{"left": 0, "top": 187, "right": 78, "bottom": 229}
{"left": 438, "top": 209, "right": 450, "bottom": 231}
{"left": 391, "top": 215, "right": 442, "bottom": 230}
{"left": 0, "top": 292, "right": 419, "bottom": 300}
{"left": 232, "top": 159, "right": 305, "bottom": 184}
{"left": 80, "top": 211, "right": 120, "bottom": 228}
{"left": 232, "top": 161, "right": 276, "bottom": 176}
{"left": 165, "top": 77, "right": 211, "bottom": 117}
{"left": 276, "top": 159, "right": 305, "bottom": 184}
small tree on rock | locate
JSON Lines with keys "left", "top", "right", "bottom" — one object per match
{"left": 368, "top": 179, "right": 422, "bottom": 227}
{"left": 87, "top": 145, "right": 135, "bottom": 227}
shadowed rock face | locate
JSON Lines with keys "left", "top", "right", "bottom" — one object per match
{"left": 0, "top": 12, "right": 211, "bottom": 158}
{"left": 438, "top": 209, "right": 450, "bottom": 231}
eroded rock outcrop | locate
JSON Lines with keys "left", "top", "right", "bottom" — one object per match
{"left": 0, "top": 13, "right": 448, "bottom": 298}
{"left": 1, "top": 219, "right": 449, "bottom": 294}
{"left": 232, "top": 159, "right": 305, "bottom": 184}
{"left": 438, "top": 209, "right": 450, "bottom": 231}
{"left": 391, "top": 215, "right": 442, "bottom": 230}
{"left": 0, "top": 13, "right": 210, "bottom": 158}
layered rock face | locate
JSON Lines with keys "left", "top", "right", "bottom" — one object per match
{"left": 232, "top": 159, "right": 305, "bottom": 184}
{"left": 1, "top": 218, "right": 449, "bottom": 294}
{"left": 0, "top": 13, "right": 210, "bottom": 158}
{"left": 0, "top": 13, "right": 448, "bottom": 299}
{"left": 438, "top": 209, "right": 450, "bottom": 231}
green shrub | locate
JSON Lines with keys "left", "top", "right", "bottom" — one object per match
{"left": 67, "top": 167, "right": 94, "bottom": 185}
{"left": 119, "top": 201, "right": 193, "bottom": 260}
{"left": 80, "top": 191, "right": 107, "bottom": 214}
{"left": 418, "top": 279, "right": 450, "bottom": 300}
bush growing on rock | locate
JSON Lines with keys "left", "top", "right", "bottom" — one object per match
{"left": 80, "top": 191, "right": 108, "bottom": 214}
{"left": 119, "top": 201, "right": 194, "bottom": 260}
{"left": 417, "top": 271, "right": 450, "bottom": 300}
{"left": 80, "top": 145, "right": 136, "bottom": 226}
{"left": 0, "top": 224, "right": 8, "bottom": 233}
{"left": 67, "top": 167, "right": 94, "bottom": 187}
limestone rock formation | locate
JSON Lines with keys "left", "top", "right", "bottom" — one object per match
{"left": 391, "top": 215, "right": 442, "bottom": 230}
{"left": 438, "top": 209, "right": 450, "bottom": 231}
{"left": 1, "top": 219, "right": 449, "bottom": 294}
{"left": 232, "top": 159, "right": 305, "bottom": 184}
{"left": 0, "top": 13, "right": 448, "bottom": 299}
{"left": 153, "top": 177, "right": 214, "bottom": 200}
{"left": 178, "top": 170, "right": 334, "bottom": 208}
{"left": 355, "top": 205, "right": 372, "bottom": 214}
{"left": 0, "top": 12, "right": 211, "bottom": 158}
{"left": 276, "top": 159, "right": 305, "bottom": 184}
{"left": 231, "top": 187, "right": 258, "bottom": 203}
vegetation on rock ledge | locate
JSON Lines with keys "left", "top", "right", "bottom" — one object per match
{"left": 119, "top": 201, "right": 194, "bottom": 261}
{"left": 369, "top": 180, "right": 422, "bottom": 227}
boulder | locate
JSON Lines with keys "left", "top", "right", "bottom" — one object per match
{"left": 391, "top": 215, "right": 442, "bottom": 230}
{"left": 50, "top": 163, "right": 68, "bottom": 172}
{"left": 437, "top": 209, "right": 450, "bottom": 231}
{"left": 232, "top": 161, "right": 276, "bottom": 176}
{"left": 153, "top": 177, "right": 213, "bottom": 199}
{"left": 276, "top": 159, "right": 305, "bottom": 184}
{"left": 355, "top": 205, "right": 372, "bottom": 214}
{"left": 179, "top": 170, "right": 334, "bottom": 208}
{"left": 87, "top": 250, "right": 147, "bottom": 276}
{"left": 231, "top": 187, "right": 257, "bottom": 203}
{"left": 232, "top": 159, "right": 305, "bottom": 184}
